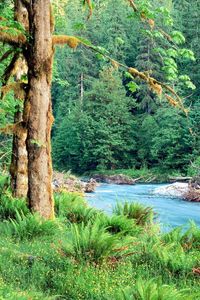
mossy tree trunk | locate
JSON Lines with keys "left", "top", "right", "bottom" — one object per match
{"left": 24, "top": 0, "right": 54, "bottom": 219}
{"left": 10, "top": 0, "right": 28, "bottom": 198}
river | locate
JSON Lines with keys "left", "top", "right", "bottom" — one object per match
{"left": 86, "top": 183, "right": 200, "bottom": 230}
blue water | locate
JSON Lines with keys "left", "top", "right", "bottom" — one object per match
{"left": 86, "top": 184, "right": 200, "bottom": 230}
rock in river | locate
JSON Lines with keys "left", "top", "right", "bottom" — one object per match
{"left": 153, "top": 182, "right": 189, "bottom": 198}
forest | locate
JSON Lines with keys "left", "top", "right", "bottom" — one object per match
{"left": 51, "top": 0, "right": 200, "bottom": 177}
{"left": 0, "top": 0, "right": 200, "bottom": 299}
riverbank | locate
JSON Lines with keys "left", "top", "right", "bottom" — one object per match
{"left": 86, "top": 168, "right": 186, "bottom": 184}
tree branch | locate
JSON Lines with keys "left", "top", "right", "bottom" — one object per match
{"left": 127, "top": 0, "right": 137, "bottom": 12}
{"left": 52, "top": 35, "right": 80, "bottom": 48}
{"left": 53, "top": 34, "right": 186, "bottom": 113}
{"left": 0, "top": 29, "right": 26, "bottom": 46}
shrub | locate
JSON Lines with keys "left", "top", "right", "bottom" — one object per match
{"left": 163, "top": 222, "right": 200, "bottom": 251}
{"left": 96, "top": 214, "right": 141, "bottom": 236}
{"left": 65, "top": 205, "right": 100, "bottom": 224}
{"left": 62, "top": 221, "right": 133, "bottom": 263}
{"left": 113, "top": 202, "right": 154, "bottom": 226}
{"left": 131, "top": 236, "right": 196, "bottom": 276}
{"left": 115, "top": 279, "right": 195, "bottom": 300}
{"left": 0, "top": 175, "right": 9, "bottom": 193}
{"left": 55, "top": 191, "right": 100, "bottom": 224}
{"left": 63, "top": 222, "right": 118, "bottom": 263}
{"left": 4, "top": 212, "right": 58, "bottom": 240}
{"left": 54, "top": 191, "right": 86, "bottom": 217}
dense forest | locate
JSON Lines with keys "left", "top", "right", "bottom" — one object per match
{"left": 51, "top": 0, "right": 200, "bottom": 176}
{"left": 1, "top": 1, "right": 200, "bottom": 299}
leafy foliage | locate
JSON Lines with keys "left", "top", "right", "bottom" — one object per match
{"left": 115, "top": 279, "right": 194, "bottom": 300}
{"left": 3, "top": 212, "right": 58, "bottom": 240}
{"left": 96, "top": 214, "right": 141, "bottom": 236}
{"left": 113, "top": 202, "right": 154, "bottom": 226}
{"left": 63, "top": 221, "right": 124, "bottom": 263}
{"left": 0, "top": 192, "right": 29, "bottom": 221}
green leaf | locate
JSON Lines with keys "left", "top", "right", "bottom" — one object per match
{"left": 115, "top": 37, "right": 125, "bottom": 45}
{"left": 178, "top": 49, "right": 196, "bottom": 61}
{"left": 73, "top": 23, "right": 86, "bottom": 30}
{"left": 154, "top": 47, "right": 167, "bottom": 57}
{"left": 164, "top": 57, "right": 177, "bottom": 69}
{"left": 171, "top": 31, "right": 185, "bottom": 45}
{"left": 153, "top": 31, "right": 164, "bottom": 39}
{"left": 126, "top": 82, "right": 139, "bottom": 93}
{"left": 185, "top": 81, "right": 196, "bottom": 90}
{"left": 166, "top": 48, "right": 178, "bottom": 58}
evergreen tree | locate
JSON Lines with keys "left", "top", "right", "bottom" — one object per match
{"left": 53, "top": 68, "right": 137, "bottom": 171}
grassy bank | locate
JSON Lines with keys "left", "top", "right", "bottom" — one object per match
{"left": 87, "top": 167, "right": 184, "bottom": 183}
{"left": 0, "top": 186, "right": 200, "bottom": 299}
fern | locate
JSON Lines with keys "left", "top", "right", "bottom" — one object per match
{"left": 115, "top": 279, "right": 195, "bottom": 300}
{"left": 113, "top": 202, "right": 154, "bottom": 226}
{"left": 4, "top": 212, "right": 58, "bottom": 240}
{"left": 0, "top": 193, "right": 29, "bottom": 221}
{"left": 96, "top": 214, "right": 141, "bottom": 236}
{"left": 62, "top": 221, "right": 133, "bottom": 263}
{"left": 54, "top": 191, "right": 86, "bottom": 217}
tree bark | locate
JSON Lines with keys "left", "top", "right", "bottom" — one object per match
{"left": 10, "top": 0, "right": 28, "bottom": 198}
{"left": 25, "top": 0, "right": 54, "bottom": 219}
{"left": 10, "top": 110, "right": 28, "bottom": 198}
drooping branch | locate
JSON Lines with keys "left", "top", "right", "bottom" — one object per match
{"left": 126, "top": 0, "right": 176, "bottom": 44}
{"left": 128, "top": 68, "right": 186, "bottom": 113}
{"left": 52, "top": 35, "right": 80, "bottom": 48}
{"left": 127, "top": 0, "right": 137, "bottom": 12}
{"left": 53, "top": 34, "right": 186, "bottom": 112}
{"left": 0, "top": 122, "right": 25, "bottom": 136}
{"left": 0, "top": 28, "right": 26, "bottom": 46}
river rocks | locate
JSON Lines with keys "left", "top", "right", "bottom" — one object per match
{"left": 183, "top": 177, "right": 200, "bottom": 202}
{"left": 184, "top": 188, "right": 200, "bottom": 202}
{"left": 153, "top": 182, "right": 189, "bottom": 198}
{"left": 52, "top": 172, "right": 84, "bottom": 193}
{"left": 52, "top": 172, "right": 97, "bottom": 193}
{"left": 92, "top": 174, "right": 135, "bottom": 185}
{"left": 84, "top": 179, "right": 98, "bottom": 193}
{"left": 152, "top": 180, "right": 200, "bottom": 202}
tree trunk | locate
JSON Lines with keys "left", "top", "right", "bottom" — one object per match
{"left": 25, "top": 0, "right": 54, "bottom": 219}
{"left": 10, "top": 0, "right": 28, "bottom": 198}
{"left": 10, "top": 110, "right": 28, "bottom": 198}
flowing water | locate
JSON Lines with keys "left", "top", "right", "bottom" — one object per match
{"left": 86, "top": 183, "right": 200, "bottom": 230}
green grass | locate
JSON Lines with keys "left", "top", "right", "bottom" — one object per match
{"left": 0, "top": 184, "right": 200, "bottom": 299}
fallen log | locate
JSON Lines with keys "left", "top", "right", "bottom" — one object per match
{"left": 169, "top": 176, "right": 192, "bottom": 183}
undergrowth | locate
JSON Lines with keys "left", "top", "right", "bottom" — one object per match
{"left": 0, "top": 181, "right": 200, "bottom": 299}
